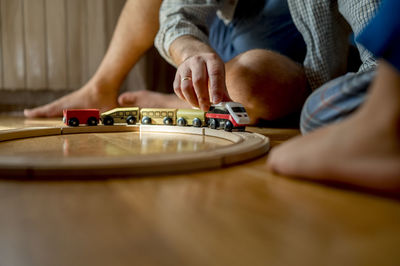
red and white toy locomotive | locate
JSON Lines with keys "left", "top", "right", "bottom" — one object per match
{"left": 206, "top": 102, "right": 250, "bottom": 131}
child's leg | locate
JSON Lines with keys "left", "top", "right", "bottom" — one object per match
{"left": 299, "top": 70, "right": 374, "bottom": 134}
{"left": 267, "top": 60, "right": 400, "bottom": 193}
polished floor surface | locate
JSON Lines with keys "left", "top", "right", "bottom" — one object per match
{"left": 0, "top": 116, "right": 399, "bottom": 266}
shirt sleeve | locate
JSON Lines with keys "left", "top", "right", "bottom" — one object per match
{"left": 287, "top": 0, "right": 380, "bottom": 91}
{"left": 356, "top": 0, "right": 400, "bottom": 72}
{"left": 154, "top": 0, "right": 223, "bottom": 66}
{"left": 338, "top": 0, "right": 380, "bottom": 74}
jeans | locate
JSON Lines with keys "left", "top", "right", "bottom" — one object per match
{"left": 209, "top": 0, "right": 306, "bottom": 63}
{"left": 300, "top": 69, "right": 376, "bottom": 134}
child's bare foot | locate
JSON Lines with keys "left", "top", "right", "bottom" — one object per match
{"left": 24, "top": 81, "right": 119, "bottom": 118}
{"left": 267, "top": 62, "right": 400, "bottom": 194}
{"left": 118, "top": 90, "right": 191, "bottom": 109}
{"left": 267, "top": 111, "right": 400, "bottom": 192}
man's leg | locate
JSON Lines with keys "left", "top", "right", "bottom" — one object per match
{"left": 24, "top": 0, "right": 162, "bottom": 117}
{"left": 226, "top": 49, "right": 308, "bottom": 123}
{"left": 267, "top": 60, "right": 400, "bottom": 193}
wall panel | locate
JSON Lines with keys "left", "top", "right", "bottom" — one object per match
{"left": 66, "top": 0, "right": 87, "bottom": 89}
{"left": 23, "top": 0, "right": 47, "bottom": 89}
{"left": 45, "top": 0, "right": 67, "bottom": 89}
{"left": 86, "top": 0, "right": 107, "bottom": 79}
{"left": 0, "top": 1, "right": 3, "bottom": 88}
{"left": 1, "top": 0, "right": 25, "bottom": 89}
{"left": 105, "top": 0, "right": 125, "bottom": 41}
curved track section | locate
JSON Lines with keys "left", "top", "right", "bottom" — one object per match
{"left": 0, "top": 125, "right": 269, "bottom": 178}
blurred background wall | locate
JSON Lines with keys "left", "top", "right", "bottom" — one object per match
{"left": 0, "top": 0, "right": 174, "bottom": 113}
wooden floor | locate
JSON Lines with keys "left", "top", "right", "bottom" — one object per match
{"left": 1, "top": 116, "right": 400, "bottom": 266}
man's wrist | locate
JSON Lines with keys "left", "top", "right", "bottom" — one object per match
{"left": 170, "top": 35, "right": 216, "bottom": 65}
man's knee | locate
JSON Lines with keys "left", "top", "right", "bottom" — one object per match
{"left": 226, "top": 49, "right": 308, "bottom": 121}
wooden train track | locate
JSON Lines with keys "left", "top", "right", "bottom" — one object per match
{"left": 0, "top": 125, "right": 270, "bottom": 178}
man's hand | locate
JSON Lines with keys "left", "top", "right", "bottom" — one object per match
{"left": 170, "top": 36, "right": 231, "bottom": 111}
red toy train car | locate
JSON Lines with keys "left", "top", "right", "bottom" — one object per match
{"left": 63, "top": 109, "right": 100, "bottom": 127}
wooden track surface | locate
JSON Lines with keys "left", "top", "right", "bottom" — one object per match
{"left": 0, "top": 116, "right": 400, "bottom": 266}
{"left": 0, "top": 122, "right": 269, "bottom": 178}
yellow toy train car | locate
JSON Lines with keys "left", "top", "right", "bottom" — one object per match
{"left": 176, "top": 109, "right": 206, "bottom": 127}
{"left": 100, "top": 107, "right": 140, "bottom": 125}
{"left": 140, "top": 108, "right": 177, "bottom": 125}
{"left": 99, "top": 107, "right": 207, "bottom": 127}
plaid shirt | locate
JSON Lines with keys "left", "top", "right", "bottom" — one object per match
{"left": 288, "top": 0, "right": 380, "bottom": 90}
{"left": 155, "top": 0, "right": 380, "bottom": 90}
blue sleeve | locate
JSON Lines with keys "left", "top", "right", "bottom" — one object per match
{"left": 356, "top": 0, "right": 400, "bottom": 71}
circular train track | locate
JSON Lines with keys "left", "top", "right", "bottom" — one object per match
{"left": 0, "top": 125, "right": 269, "bottom": 178}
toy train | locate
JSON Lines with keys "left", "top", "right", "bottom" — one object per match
{"left": 63, "top": 102, "right": 250, "bottom": 132}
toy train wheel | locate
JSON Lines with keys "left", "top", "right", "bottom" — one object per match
{"left": 224, "top": 121, "right": 233, "bottom": 132}
{"left": 177, "top": 117, "right": 187, "bottom": 126}
{"left": 192, "top": 118, "right": 202, "bottom": 127}
{"left": 210, "top": 119, "right": 218, "bottom": 129}
{"left": 103, "top": 116, "right": 114, "bottom": 126}
{"left": 163, "top": 117, "right": 173, "bottom": 125}
{"left": 87, "top": 117, "right": 98, "bottom": 126}
{"left": 68, "top": 118, "right": 79, "bottom": 127}
{"left": 126, "top": 115, "right": 136, "bottom": 125}
{"left": 142, "top": 116, "right": 151, "bottom": 125}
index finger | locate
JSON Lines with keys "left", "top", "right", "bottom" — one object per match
{"left": 190, "top": 57, "right": 210, "bottom": 111}
{"left": 205, "top": 55, "right": 230, "bottom": 104}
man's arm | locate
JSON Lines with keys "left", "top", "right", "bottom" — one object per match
{"left": 154, "top": 0, "right": 234, "bottom": 111}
